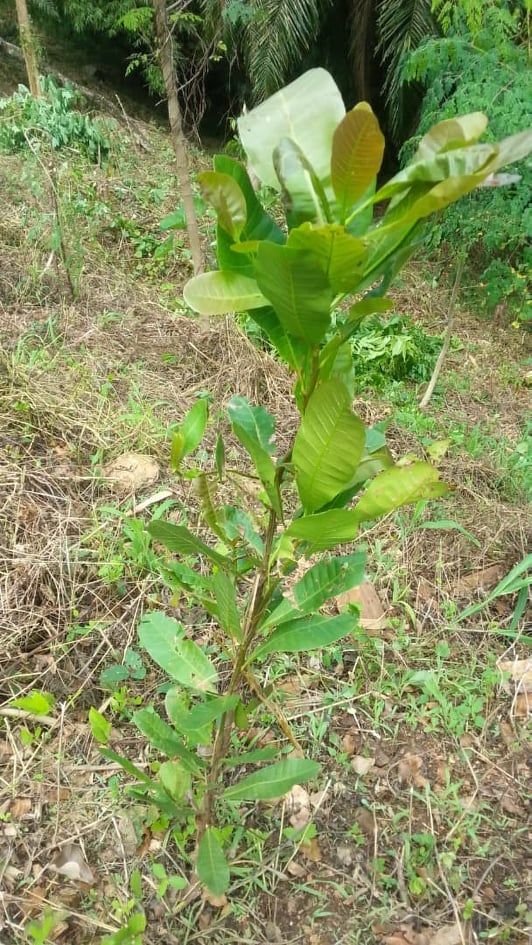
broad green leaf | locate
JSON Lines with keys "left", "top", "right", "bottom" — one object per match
{"left": 224, "top": 758, "right": 320, "bottom": 801}
{"left": 138, "top": 611, "right": 218, "bottom": 693}
{"left": 273, "top": 136, "right": 331, "bottom": 227}
{"left": 227, "top": 398, "right": 276, "bottom": 454}
{"left": 352, "top": 462, "right": 449, "bottom": 523}
{"left": 259, "top": 553, "right": 366, "bottom": 630}
{"left": 159, "top": 209, "right": 186, "bottom": 230}
{"left": 195, "top": 474, "right": 228, "bottom": 542}
{"left": 148, "top": 520, "right": 228, "bottom": 568}
{"left": 10, "top": 691, "right": 54, "bottom": 715}
{"left": 284, "top": 508, "right": 360, "bottom": 552}
{"left": 227, "top": 400, "right": 281, "bottom": 514}
{"left": 181, "top": 399, "right": 208, "bottom": 457}
{"left": 253, "top": 611, "right": 359, "bottom": 657}
{"left": 287, "top": 223, "right": 367, "bottom": 294}
{"left": 415, "top": 113, "right": 488, "bottom": 161}
{"left": 159, "top": 760, "right": 190, "bottom": 801}
{"left": 132, "top": 707, "right": 204, "bottom": 773}
{"left": 247, "top": 305, "right": 308, "bottom": 370}
{"left": 238, "top": 68, "right": 345, "bottom": 196}
{"left": 292, "top": 380, "right": 365, "bottom": 512}
{"left": 88, "top": 707, "right": 111, "bottom": 745}
{"left": 212, "top": 571, "right": 242, "bottom": 641}
{"left": 482, "top": 129, "right": 532, "bottom": 175}
{"left": 254, "top": 243, "right": 332, "bottom": 343}
{"left": 183, "top": 271, "right": 267, "bottom": 316}
{"left": 197, "top": 171, "right": 246, "bottom": 239}
{"left": 331, "top": 103, "right": 385, "bottom": 219}
{"left": 179, "top": 695, "right": 240, "bottom": 733}
{"left": 346, "top": 296, "right": 395, "bottom": 326}
{"left": 164, "top": 688, "right": 213, "bottom": 748}
{"left": 416, "top": 520, "right": 480, "bottom": 546}
{"left": 197, "top": 829, "right": 230, "bottom": 896}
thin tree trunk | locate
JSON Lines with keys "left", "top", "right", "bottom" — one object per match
{"left": 15, "top": 0, "right": 40, "bottom": 97}
{"left": 419, "top": 259, "right": 464, "bottom": 410}
{"left": 152, "top": 0, "right": 204, "bottom": 275}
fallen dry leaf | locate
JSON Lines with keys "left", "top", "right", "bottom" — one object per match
{"left": 336, "top": 843, "right": 354, "bottom": 867}
{"left": 50, "top": 843, "right": 96, "bottom": 884}
{"left": 102, "top": 452, "right": 159, "bottom": 493}
{"left": 336, "top": 581, "right": 387, "bottom": 630}
{"left": 428, "top": 924, "right": 464, "bottom": 945}
{"left": 284, "top": 784, "right": 311, "bottom": 831}
{"left": 354, "top": 806, "right": 377, "bottom": 838}
{"left": 499, "top": 792, "right": 525, "bottom": 816}
{"left": 498, "top": 657, "right": 532, "bottom": 694}
{"left": 398, "top": 752, "right": 429, "bottom": 788}
{"left": 351, "top": 755, "right": 375, "bottom": 776}
{"left": 9, "top": 798, "right": 32, "bottom": 819}
{"left": 341, "top": 731, "right": 357, "bottom": 756}
{"left": 377, "top": 924, "right": 464, "bottom": 945}
{"left": 301, "top": 837, "right": 321, "bottom": 862}
{"left": 202, "top": 890, "right": 228, "bottom": 909}
{"left": 452, "top": 564, "right": 505, "bottom": 598}
{"left": 286, "top": 860, "right": 307, "bottom": 878}
{"left": 513, "top": 692, "right": 530, "bottom": 718}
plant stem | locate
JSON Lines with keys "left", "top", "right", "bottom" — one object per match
{"left": 419, "top": 258, "right": 464, "bottom": 410}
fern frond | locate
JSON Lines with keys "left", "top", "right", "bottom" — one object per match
{"left": 245, "top": 0, "right": 332, "bottom": 101}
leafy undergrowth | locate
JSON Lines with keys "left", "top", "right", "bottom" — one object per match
{"left": 0, "top": 107, "right": 530, "bottom": 945}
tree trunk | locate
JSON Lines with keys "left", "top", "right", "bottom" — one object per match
{"left": 152, "top": 0, "right": 204, "bottom": 275}
{"left": 14, "top": 0, "right": 40, "bottom": 97}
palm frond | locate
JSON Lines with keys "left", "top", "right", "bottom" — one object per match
{"left": 347, "top": 0, "right": 375, "bottom": 103}
{"left": 376, "top": 0, "right": 437, "bottom": 143}
{"left": 245, "top": 0, "right": 332, "bottom": 101}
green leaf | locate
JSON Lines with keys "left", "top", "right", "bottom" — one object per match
{"left": 181, "top": 399, "right": 208, "bottom": 457}
{"left": 284, "top": 508, "right": 360, "bottom": 552}
{"left": 331, "top": 103, "right": 385, "bottom": 220}
{"left": 260, "top": 553, "right": 366, "bottom": 630}
{"left": 253, "top": 612, "right": 359, "bottom": 658}
{"left": 171, "top": 400, "right": 208, "bottom": 471}
{"left": 416, "top": 520, "right": 480, "bottom": 546}
{"left": 224, "top": 758, "right": 320, "bottom": 801}
{"left": 197, "top": 171, "right": 247, "bottom": 240}
{"left": 287, "top": 223, "right": 367, "bottom": 294}
{"left": 138, "top": 611, "right": 218, "bottom": 693}
{"left": 159, "top": 209, "right": 186, "bottom": 230}
{"left": 215, "top": 431, "right": 225, "bottom": 480}
{"left": 213, "top": 154, "right": 284, "bottom": 278}
{"left": 179, "top": 695, "right": 240, "bottom": 733}
{"left": 212, "top": 571, "right": 242, "bottom": 641}
{"left": 227, "top": 397, "right": 276, "bottom": 454}
{"left": 158, "top": 760, "right": 190, "bottom": 801}
{"left": 132, "top": 708, "right": 205, "bottom": 773}
{"left": 88, "top": 707, "right": 111, "bottom": 745}
{"left": 10, "top": 691, "right": 54, "bottom": 715}
{"left": 238, "top": 68, "right": 345, "bottom": 197}
{"left": 352, "top": 463, "right": 449, "bottom": 523}
{"left": 148, "top": 520, "right": 228, "bottom": 568}
{"left": 415, "top": 113, "right": 489, "bottom": 161}
{"left": 195, "top": 474, "right": 228, "bottom": 542}
{"left": 183, "top": 271, "right": 267, "bottom": 316}
{"left": 99, "top": 747, "right": 159, "bottom": 786}
{"left": 227, "top": 397, "right": 281, "bottom": 515}
{"left": 222, "top": 746, "right": 279, "bottom": 768}
{"left": 273, "top": 136, "right": 331, "bottom": 227}
{"left": 457, "top": 555, "right": 532, "bottom": 621}
{"left": 292, "top": 380, "right": 365, "bottom": 512}
{"left": 254, "top": 243, "right": 332, "bottom": 344}
{"left": 197, "top": 829, "right": 230, "bottom": 896}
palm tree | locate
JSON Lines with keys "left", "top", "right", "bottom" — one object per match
{"left": 207, "top": 0, "right": 438, "bottom": 144}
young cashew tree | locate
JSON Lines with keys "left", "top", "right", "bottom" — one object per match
{"left": 100, "top": 70, "right": 532, "bottom": 895}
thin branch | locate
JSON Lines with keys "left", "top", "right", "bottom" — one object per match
{"left": 419, "top": 258, "right": 464, "bottom": 410}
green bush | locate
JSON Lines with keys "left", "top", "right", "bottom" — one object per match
{"left": 0, "top": 75, "right": 113, "bottom": 162}
{"left": 351, "top": 315, "right": 443, "bottom": 389}
{"left": 403, "top": 12, "right": 531, "bottom": 319}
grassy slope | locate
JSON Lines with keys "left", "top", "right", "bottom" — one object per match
{"left": 0, "top": 85, "right": 530, "bottom": 945}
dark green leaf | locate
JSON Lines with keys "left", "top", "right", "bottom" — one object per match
{"left": 254, "top": 612, "right": 359, "bottom": 657}
{"left": 254, "top": 243, "right": 332, "bottom": 343}
{"left": 224, "top": 758, "right": 320, "bottom": 801}
{"left": 138, "top": 611, "right": 218, "bottom": 693}
{"left": 292, "top": 380, "right": 365, "bottom": 512}
{"left": 148, "top": 520, "right": 228, "bottom": 568}
{"left": 212, "top": 571, "right": 242, "bottom": 641}
{"left": 284, "top": 508, "right": 360, "bottom": 552}
{"left": 260, "top": 553, "right": 366, "bottom": 630}
{"left": 197, "top": 829, "right": 230, "bottom": 895}
{"left": 132, "top": 708, "right": 205, "bottom": 773}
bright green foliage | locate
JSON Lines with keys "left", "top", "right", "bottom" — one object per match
{"left": 0, "top": 76, "right": 113, "bottom": 162}
{"left": 403, "top": 3, "right": 531, "bottom": 317}
{"left": 100, "top": 69, "right": 532, "bottom": 897}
